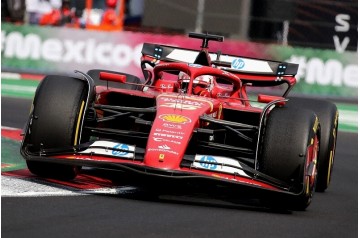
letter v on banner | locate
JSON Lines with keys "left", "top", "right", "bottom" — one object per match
{"left": 333, "top": 35, "right": 350, "bottom": 53}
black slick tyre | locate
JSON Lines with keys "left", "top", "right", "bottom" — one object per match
{"left": 259, "top": 106, "right": 320, "bottom": 210}
{"left": 287, "top": 97, "right": 338, "bottom": 192}
{"left": 24, "top": 75, "right": 89, "bottom": 180}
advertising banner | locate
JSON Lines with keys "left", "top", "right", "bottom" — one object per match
{"left": 1, "top": 23, "right": 357, "bottom": 99}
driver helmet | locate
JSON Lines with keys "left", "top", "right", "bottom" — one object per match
{"left": 178, "top": 72, "right": 214, "bottom": 93}
{"left": 192, "top": 75, "right": 215, "bottom": 95}
{"left": 194, "top": 75, "right": 214, "bottom": 89}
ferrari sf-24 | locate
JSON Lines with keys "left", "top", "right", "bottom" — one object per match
{"left": 21, "top": 33, "right": 338, "bottom": 210}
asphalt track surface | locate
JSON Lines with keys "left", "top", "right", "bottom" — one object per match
{"left": 1, "top": 96, "right": 358, "bottom": 238}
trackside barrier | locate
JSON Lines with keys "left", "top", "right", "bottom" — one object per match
{"left": 1, "top": 23, "right": 357, "bottom": 99}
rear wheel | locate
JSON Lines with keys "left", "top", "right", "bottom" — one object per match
{"left": 25, "top": 75, "right": 89, "bottom": 180}
{"left": 259, "top": 106, "right": 319, "bottom": 210}
{"left": 287, "top": 97, "right": 338, "bottom": 192}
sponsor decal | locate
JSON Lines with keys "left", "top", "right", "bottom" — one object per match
{"left": 158, "top": 144, "right": 171, "bottom": 150}
{"left": 159, "top": 114, "right": 191, "bottom": 124}
{"left": 193, "top": 155, "right": 249, "bottom": 177}
{"left": 79, "top": 141, "right": 135, "bottom": 159}
{"left": 155, "top": 128, "right": 185, "bottom": 135}
{"left": 199, "top": 156, "right": 217, "bottom": 170}
{"left": 153, "top": 133, "right": 183, "bottom": 140}
{"left": 221, "top": 55, "right": 273, "bottom": 73}
{"left": 148, "top": 148, "right": 179, "bottom": 155}
{"left": 231, "top": 58, "right": 245, "bottom": 69}
{"left": 112, "top": 143, "right": 130, "bottom": 156}
{"left": 163, "top": 123, "right": 182, "bottom": 129}
{"left": 160, "top": 84, "right": 174, "bottom": 89}
{"left": 153, "top": 137, "right": 181, "bottom": 145}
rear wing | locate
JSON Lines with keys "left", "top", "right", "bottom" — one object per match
{"left": 141, "top": 43, "right": 299, "bottom": 77}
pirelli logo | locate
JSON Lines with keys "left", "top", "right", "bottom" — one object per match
{"left": 313, "top": 117, "right": 319, "bottom": 132}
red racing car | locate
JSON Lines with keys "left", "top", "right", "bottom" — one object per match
{"left": 21, "top": 33, "right": 338, "bottom": 210}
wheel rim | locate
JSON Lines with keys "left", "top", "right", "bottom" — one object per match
{"left": 306, "top": 134, "right": 319, "bottom": 196}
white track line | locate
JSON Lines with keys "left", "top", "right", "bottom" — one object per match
{"left": 1, "top": 176, "right": 83, "bottom": 197}
{"left": 1, "top": 175, "right": 137, "bottom": 197}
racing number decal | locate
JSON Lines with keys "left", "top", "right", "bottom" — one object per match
{"left": 157, "top": 95, "right": 214, "bottom": 112}
{"left": 160, "top": 102, "right": 201, "bottom": 110}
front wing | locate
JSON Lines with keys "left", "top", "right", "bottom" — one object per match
{"left": 21, "top": 140, "right": 307, "bottom": 201}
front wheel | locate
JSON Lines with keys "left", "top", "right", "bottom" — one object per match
{"left": 259, "top": 106, "right": 320, "bottom": 210}
{"left": 22, "top": 75, "right": 90, "bottom": 180}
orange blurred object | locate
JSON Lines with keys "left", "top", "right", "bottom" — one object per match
{"left": 39, "top": 9, "right": 62, "bottom": 26}
{"left": 106, "top": 0, "right": 117, "bottom": 8}
{"left": 85, "top": 0, "right": 124, "bottom": 31}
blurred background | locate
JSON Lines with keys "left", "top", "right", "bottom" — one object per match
{"left": 2, "top": 0, "right": 357, "bottom": 49}
{"left": 1, "top": 0, "right": 358, "bottom": 102}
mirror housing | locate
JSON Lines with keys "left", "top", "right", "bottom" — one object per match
{"left": 258, "top": 94, "right": 286, "bottom": 106}
{"left": 99, "top": 72, "right": 126, "bottom": 84}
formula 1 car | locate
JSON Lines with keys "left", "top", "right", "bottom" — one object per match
{"left": 20, "top": 33, "right": 338, "bottom": 210}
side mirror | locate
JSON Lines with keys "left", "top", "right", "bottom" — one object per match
{"left": 99, "top": 72, "right": 126, "bottom": 84}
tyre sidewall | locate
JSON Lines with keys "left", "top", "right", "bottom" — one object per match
{"left": 287, "top": 97, "right": 338, "bottom": 191}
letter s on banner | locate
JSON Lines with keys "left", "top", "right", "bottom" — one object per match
{"left": 335, "top": 14, "right": 350, "bottom": 32}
